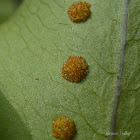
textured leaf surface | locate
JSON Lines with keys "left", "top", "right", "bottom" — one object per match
{"left": 114, "top": 0, "right": 140, "bottom": 139}
{"left": 0, "top": 0, "right": 139, "bottom": 140}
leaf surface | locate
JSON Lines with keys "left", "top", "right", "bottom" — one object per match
{"left": 0, "top": 0, "right": 139, "bottom": 140}
{"left": 114, "top": 0, "right": 140, "bottom": 139}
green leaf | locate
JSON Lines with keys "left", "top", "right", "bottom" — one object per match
{"left": 0, "top": 0, "right": 18, "bottom": 24}
{"left": 0, "top": 0, "right": 139, "bottom": 140}
{"left": 114, "top": 0, "right": 140, "bottom": 139}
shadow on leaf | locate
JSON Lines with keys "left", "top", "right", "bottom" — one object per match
{"left": 0, "top": 90, "right": 32, "bottom": 140}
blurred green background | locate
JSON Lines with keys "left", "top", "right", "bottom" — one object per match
{"left": 0, "top": 0, "right": 22, "bottom": 24}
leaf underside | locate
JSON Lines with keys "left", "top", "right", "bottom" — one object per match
{"left": 0, "top": 0, "right": 139, "bottom": 140}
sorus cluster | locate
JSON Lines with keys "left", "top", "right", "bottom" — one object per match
{"left": 52, "top": 1, "right": 91, "bottom": 140}
{"left": 67, "top": 1, "right": 90, "bottom": 22}
{"left": 52, "top": 116, "right": 76, "bottom": 140}
{"left": 62, "top": 56, "right": 88, "bottom": 82}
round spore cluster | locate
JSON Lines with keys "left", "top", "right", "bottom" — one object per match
{"left": 52, "top": 116, "right": 76, "bottom": 140}
{"left": 67, "top": 1, "right": 90, "bottom": 22}
{"left": 62, "top": 56, "right": 88, "bottom": 82}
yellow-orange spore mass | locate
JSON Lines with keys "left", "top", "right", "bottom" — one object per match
{"left": 52, "top": 116, "right": 76, "bottom": 140}
{"left": 67, "top": 1, "right": 90, "bottom": 22}
{"left": 62, "top": 56, "right": 88, "bottom": 82}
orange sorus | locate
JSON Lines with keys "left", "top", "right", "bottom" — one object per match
{"left": 62, "top": 56, "right": 88, "bottom": 82}
{"left": 67, "top": 1, "right": 90, "bottom": 22}
{"left": 52, "top": 116, "right": 76, "bottom": 140}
